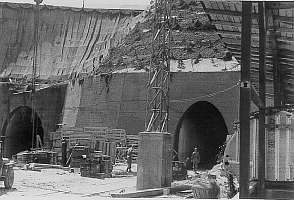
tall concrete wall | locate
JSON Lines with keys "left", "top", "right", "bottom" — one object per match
{"left": 0, "top": 2, "right": 143, "bottom": 79}
{"left": 62, "top": 71, "right": 240, "bottom": 135}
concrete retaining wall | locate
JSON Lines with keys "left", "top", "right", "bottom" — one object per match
{"left": 62, "top": 71, "right": 240, "bottom": 136}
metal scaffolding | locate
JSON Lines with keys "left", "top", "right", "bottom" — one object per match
{"left": 146, "top": 0, "right": 171, "bottom": 132}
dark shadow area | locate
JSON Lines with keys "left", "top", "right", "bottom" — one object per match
{"left": 174, "top": 101, "right": 228, "bottom": 170}
{"left": 2, "top": 106, "right": 43, "bottom": 158}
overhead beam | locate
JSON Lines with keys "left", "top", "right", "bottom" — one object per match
{"left": 213, "top": 20, "right": 294, "bottom": 34}
{"left": 239, "top": 1, "right": 252, "bottom": 198}
{"left": 204, "top": 8, "right": 258, "bottom": 18}
{"left": 216, "top": 30, "right": 259, "bottom": 38}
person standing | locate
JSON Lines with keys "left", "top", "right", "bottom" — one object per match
{"left": 191, "top": 147, "right": 200, "bottom": 172}
{"left": 126, "top": 145, "right": 134, "bottom": 172}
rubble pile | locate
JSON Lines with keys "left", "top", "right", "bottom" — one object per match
{"left": 97, "top": 0, "right": 227, "bottom": 74}
{"left": 173, "top": 163, "right": 239, "bottom": 199}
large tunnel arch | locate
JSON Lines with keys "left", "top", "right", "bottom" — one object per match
{"left": 1, "top": 106, "right": 44, "bottom": 158}
{"left": 174, "top": 101, "right": 228, "bottom": 170}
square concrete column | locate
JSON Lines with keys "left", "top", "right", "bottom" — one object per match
{"left": 136, "top": 132, "right": 172, "bottom": 190}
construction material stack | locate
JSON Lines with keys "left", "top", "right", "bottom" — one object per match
{"left": 70, "top": 146, "right": 90, "bottom": 168}
{"left": 79, "top": 151, "right": 113, "bottom": 178}
{"left": 50, "top": 127, "right": 126, "bottom": 162}
{"left": 16, "top": 150, "right": 57, "bottom": 165}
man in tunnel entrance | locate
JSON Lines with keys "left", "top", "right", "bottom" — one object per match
{"left": 191, "top": 147, "right": 200, "bottom": 172}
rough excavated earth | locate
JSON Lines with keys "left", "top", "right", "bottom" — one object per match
{"left": 97, "top": 0, "right": 228, "bottom": 74}
{"left": 2, "top": 1, "right": 232, "bottom": 92}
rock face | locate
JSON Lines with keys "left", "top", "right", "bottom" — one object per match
{"left": 0, "top": 2, "right": 143, "bottom": 80}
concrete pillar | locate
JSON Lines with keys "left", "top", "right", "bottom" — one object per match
{"left": 137, "top": 132, "right": 172, "bottom": 190}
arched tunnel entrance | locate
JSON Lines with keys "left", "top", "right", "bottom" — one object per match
{"left": 1, "top": 106, "right": 44, "bottom": 158}
{"left": 174, "top": 101, "right": 228, "bottom": 170}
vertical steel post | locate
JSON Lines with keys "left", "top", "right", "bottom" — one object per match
{"left": 258, "top": 1, "right": 266, "bottom": 197}
{"left": 239, "top": 1, "right": 252, "bottom": 198}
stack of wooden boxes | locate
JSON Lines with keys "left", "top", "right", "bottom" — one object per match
{"left": 80, "top": 151, "right": 113, "bottom": 178}
{"left": 50, "top": 127, "right": 127, "bottom": 163}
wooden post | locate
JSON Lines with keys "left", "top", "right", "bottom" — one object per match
{"left": 258, "top": 1, "right": 266, "bottom": 197}
{"left": 239, "top": 1, "right": 252, "bottom": 198}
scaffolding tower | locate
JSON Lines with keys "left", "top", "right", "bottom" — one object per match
{"left": 146, "top": 0, "right": 172, "bottom": 132}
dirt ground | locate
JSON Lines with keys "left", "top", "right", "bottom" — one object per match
{"left": 0, "top": 163, "right": 234, "bottom": 200}
{"left": 0, "top": 164, "right": 184, "bottom": 200}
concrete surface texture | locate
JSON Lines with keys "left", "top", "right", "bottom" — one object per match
{"left": 62, "top": 71, "right": 240, "bottom": 136}
{"left": 0, "top": 2, "right": 143, "bottom": 79}
{"left": 0, "top": 71, "right": 240, "bottom": 162}
{"left": 137, "top": 132, "right": 172, "bottom": 190}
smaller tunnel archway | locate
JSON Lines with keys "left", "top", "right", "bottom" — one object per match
{"left": 174, "top": 101, "right": 228, "bottom": 170}
{"left": 1, "top": 106, "right": 44, "bottom": 158}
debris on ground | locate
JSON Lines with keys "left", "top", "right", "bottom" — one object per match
{"left": 172, "top": 162, "right": 239, "bottom": 199}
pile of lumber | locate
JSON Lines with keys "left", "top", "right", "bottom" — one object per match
{"left": 50, "top": 127, "right": 143, "bottom": 163}
{"left": 50, "top": 127, "right": 127, "bottom": 162}
{"left": 50, "top": 127, "right": 127, "bottom": 148}
{"left": 16, "top": 150, "right": 57, "bottom": 165}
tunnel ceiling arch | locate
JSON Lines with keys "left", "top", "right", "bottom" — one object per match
{"left": 2, "top": 106, "right": 44, "bottom": 157}
{"left": 175, "top": 101, "right": 228, "bottom": 170}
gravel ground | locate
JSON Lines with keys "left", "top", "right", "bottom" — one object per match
{"left": 0, "top": 164, "right": 185, "bottom": 200}
{"left": 0, "top": 163, "right": 233, "bottom": 200}
{"left": 0, "top": 164, "right": 139, "bottom": 200}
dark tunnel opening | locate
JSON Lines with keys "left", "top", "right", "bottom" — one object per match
{"left": 174, "top": 101, "right": 228, "bottom": 170}
{"left": 2, "top": 106, "right": 44, "bottom": 158}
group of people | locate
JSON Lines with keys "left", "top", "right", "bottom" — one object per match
{"left": 185, "top": 146, "right": 201, "bottom": 171}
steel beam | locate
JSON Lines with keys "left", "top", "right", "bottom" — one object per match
{"left": 257, "top": 2, "right": 266, "bottom": 198}
{"left": 239, "top": 1, "right": 252, "bottom": 198}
